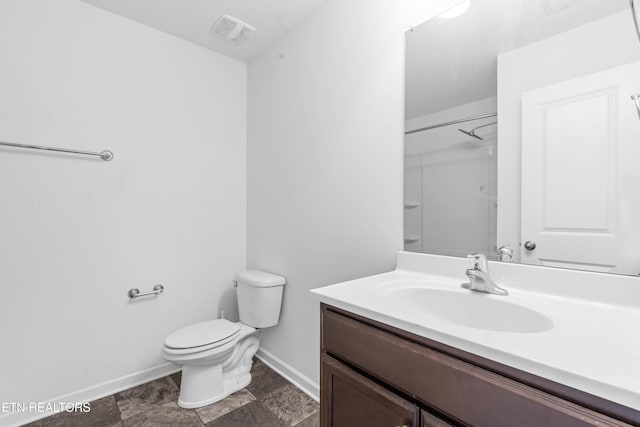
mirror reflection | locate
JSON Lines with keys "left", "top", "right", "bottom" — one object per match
{"left": 404, "top": 0, "right": 640, "bottom": 275}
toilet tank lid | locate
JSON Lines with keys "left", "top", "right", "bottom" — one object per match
{"left": 236, "top": 270, "right": 286, "bottom": 287}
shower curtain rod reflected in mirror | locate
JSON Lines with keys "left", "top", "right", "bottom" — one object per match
{"left": 630, "top": 0, "right": 640, "bottom": 43}
{"left": 405, "top": 112, "right": 497, "bottom": 135}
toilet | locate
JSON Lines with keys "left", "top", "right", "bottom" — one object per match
{"left": 162, "top": 270, "right": 286, "bottom": 408}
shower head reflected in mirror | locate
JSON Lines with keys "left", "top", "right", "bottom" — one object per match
{"left": 458, "top": 128, "right": 484, "bottom": 141}
{"left": 458, "top": 121, "right": 497, "bottom": 142}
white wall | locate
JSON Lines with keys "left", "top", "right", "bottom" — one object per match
{"left": 246, "top": 0, "right": 458, "bottom": 396}
{"left": 497, "top": 11, "right": 640, "bottom": 259}
{"left": 0, "top": 1, "right": 246, "bottom": 424}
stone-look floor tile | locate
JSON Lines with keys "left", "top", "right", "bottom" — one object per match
{"left": 261, "top": 384, "right": 319, "bottom": 426}
{"left": 205, "top": 401, "right": 285, "bottom": 427}
{"left": 250, "top": 358, "right": 269, "bottom": 377}
{"left": 115, "top": 377, "right": 179, "bottom": 420}
{"left": 294, "top": 412, "right": 320, "bottom": 427}
{"left": 171, "top": 371, "right": 182, "bottom": 388}
{"left": 24, "top": 396, "right": 122, "bottom": 427}
{"left": 195, "top": 389, "right": 256, "bottom": 424}
{"left": 26, "top": 370, "right": 314, "bottom": 427}
{"left": 246, "top": 367, "right": 289, "bottom": 398}
{"left": 122, "top": 401, "right": 202, "bottom": 427}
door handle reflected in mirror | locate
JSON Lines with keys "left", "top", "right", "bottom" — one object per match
{"left": 524, "top": 241, "right": 537, "bottom": 251}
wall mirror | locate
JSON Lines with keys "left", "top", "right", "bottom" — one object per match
{"left": 404, "top": 0, "right": 640, "bottom": 276}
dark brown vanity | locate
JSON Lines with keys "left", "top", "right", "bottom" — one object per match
{"left": 320, "top": 304, "right": 640, "bottom": 427}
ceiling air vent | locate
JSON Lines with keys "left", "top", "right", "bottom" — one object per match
{"left": 211, "top": 15, "right": 256, "bottom": 43}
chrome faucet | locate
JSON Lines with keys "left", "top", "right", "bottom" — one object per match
{"left": 497, "top": 245, "right": 513, "bottom": 262}
{"left": 461, "top": 253, "right": 509, "bottom": 296}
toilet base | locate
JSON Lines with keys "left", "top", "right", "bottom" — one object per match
{"left": 174, "top": 328, "right": 260, "bottom": 409}
{"left": 178, "top": 365, "right": 252, "bottom": 408}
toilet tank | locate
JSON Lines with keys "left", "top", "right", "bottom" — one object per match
{"left": 235, "top": 270, "right": 286, "bottom": 328}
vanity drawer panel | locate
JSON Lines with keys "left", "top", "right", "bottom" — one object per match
{"left": 321, "top": 308, "right": 631, "bottom": 427}
{"left": 321, "top": 354, "right": 420, "bottom": 427}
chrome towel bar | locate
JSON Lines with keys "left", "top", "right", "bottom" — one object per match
{"left": 0, "top": 140, "right": 113, "bottom": 161}
{"left": 129, "top": 284, "right": 164, "bottom": 299}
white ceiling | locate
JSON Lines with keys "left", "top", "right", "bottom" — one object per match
{"left": 405, "top": 0, "right": 630, "bottom": 119}
{"left": 81, "top": 0, "right": 327, "bottom": 62}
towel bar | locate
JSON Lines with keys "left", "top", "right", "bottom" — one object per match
{"left": 129, "top": 284, "right": 164, "bottom": 299}
{"left": 0, "top": 140, "right": 113, "bottom": 161}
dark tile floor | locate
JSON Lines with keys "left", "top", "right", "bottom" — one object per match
{"left": 24, "top": 360, "right": 319, "bottom": 427}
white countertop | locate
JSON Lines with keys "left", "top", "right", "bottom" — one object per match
{"left": 311, "top": 252, "right": 640, "bottom": 411}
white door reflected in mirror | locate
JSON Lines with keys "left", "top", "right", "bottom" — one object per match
{"left": 521, "top": 61, "right": 640, "bottom": 274}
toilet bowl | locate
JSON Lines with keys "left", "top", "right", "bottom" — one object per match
{"left": 162, "top": 270, "right": 285, "bottom": 408}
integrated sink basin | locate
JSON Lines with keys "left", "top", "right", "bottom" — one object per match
{"left": 383, "top": 284, "right": 553, "bottom": 333}
{"left": 311, "top": 251, "right": 640, "bottom": 412}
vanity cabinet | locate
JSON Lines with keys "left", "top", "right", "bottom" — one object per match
{"left": 320, "top": 304, "right": 638, "bottom": 427}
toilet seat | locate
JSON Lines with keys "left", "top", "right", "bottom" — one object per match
{"left": 164, "top": 319, "right": 240, "bottom": 355}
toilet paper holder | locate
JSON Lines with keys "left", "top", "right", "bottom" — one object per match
{"left": 129, "top": 284, "right": 164, "bottom": 299}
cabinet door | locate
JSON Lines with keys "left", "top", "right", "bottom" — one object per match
{"left": 421, "top": 410, "right": 455, "bottom": 427}
{"left": 321, "top": 355, "right": 420, "bottom": 427}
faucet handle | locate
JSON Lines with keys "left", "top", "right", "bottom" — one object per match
{"left": 497, "top": 245, "right": 513, "bottom": 262}
{"left": 467, "top": 253, "right": 488, "bottom": 271}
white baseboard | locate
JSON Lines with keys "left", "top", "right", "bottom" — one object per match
{"left": 0, "top": 363, "right": 180, "bottom": 427}
{"left": 255, "top": 348, "right": 319, "bottom": 402}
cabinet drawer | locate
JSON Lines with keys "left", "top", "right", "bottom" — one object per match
{"left": 321, "top": 307, "right": 631, "bottom": 427}
{"left": 321, "top": 354, "right": 420, "bottom": 427}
